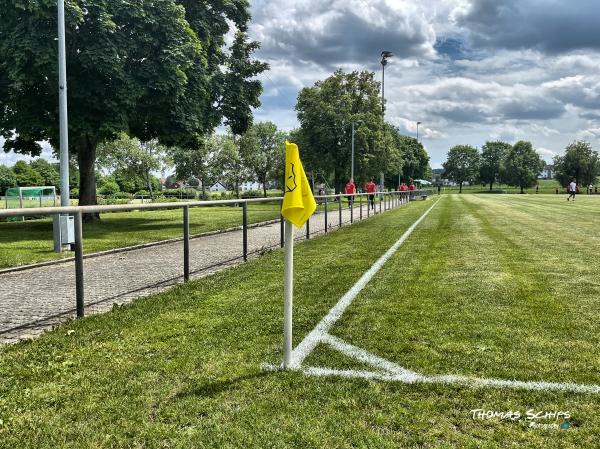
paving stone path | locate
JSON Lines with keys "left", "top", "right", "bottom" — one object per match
{"left": 0, "top": 198, "right": 408, "bottom": 343}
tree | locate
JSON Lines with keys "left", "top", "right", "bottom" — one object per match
{"left": 502, "top": 141, "right": 545, "bottom": 194}
{"left": 553, "top": 141, "right": 600, "bottom": 187}
{"left": 295, "top": 70, "right": 385, "bottom": 192}
{"left": 98, "top": 134, "right": 168, "bottom": 197}
{"left": 0, "top": 165, "right": 16, "bottom": 194}
{"left": 169, "top": 137, "right": 221, "bottom": 198}
{"left": 30, "top": 159, "right": 60, "bottom": 189}
{"left": 398, "top": 134, "right": 430, "bottom": 182}
{"left": 479, "top": 141, "right": 511, "bottom": 191}
{"left": 239, "top": 122, "right": 286, "bottom": 197}
{"left": 12, "top": 161, "right": 44, "bottom": 187}
{"left": 216, "top": 135, "right": 248, "bottom": 198}
{"left": 0, "top": 1, "right": 266, "bottom": 219}
{"left": 442, "top": 145, "right": 480, "bottom": 193}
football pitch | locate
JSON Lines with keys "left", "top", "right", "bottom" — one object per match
{"left": 2, "top": 194, "right": 600, "bottom": 448}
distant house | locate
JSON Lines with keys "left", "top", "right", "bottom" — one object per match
{"left": 538, "top": 164, "right": 554, "bottom": 179}
{"left": 209, "top": 182, "right": 227, "bottom": 192}
{"left": 240, "top": 181, "right": 262, "bottom": 191}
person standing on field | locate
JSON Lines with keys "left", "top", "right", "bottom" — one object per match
{"left": 567, "top": 179, "right": 577, "bottom": 201}
{"left": 365, "top": 178, "right": 377, "bottom": 210}
{"left": 345, "top": 178, "right": 356, "bottom": 208}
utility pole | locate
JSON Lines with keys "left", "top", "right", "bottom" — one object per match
{"left": 53, "top": 0, "right": 73, "bottom": 252}
{"left": 380, "top": 51, "right": 393, "bottom": 192}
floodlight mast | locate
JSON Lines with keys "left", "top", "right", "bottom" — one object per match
{"left": 380, "top": 51, "right": 393, "bottom": 192}
{"left": 58, "top": 0, "right": 70, "bottom": 208}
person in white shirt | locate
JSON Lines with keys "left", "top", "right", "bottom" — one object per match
{"left": 568, "top": 180, "right": 577, "bottom": 201}
{"left": 589, "top": 183, "right": 593, "bottom": 195}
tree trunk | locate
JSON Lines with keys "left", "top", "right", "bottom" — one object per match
{"left": 201, "top": 179, "right": 206, "bottom": 199}
{"left": 489, "top": 181, "right": 493, "bottom": 191}
{"left": 262, "top": 175, "right": 267, "bottom": 198}
{"left": 459, "top": 182, "right": 463, "bottom": 193}
{"left": 76, "top": 136, "right": 99, "bottom": 222}
{"left": 520, "top": 184, "right": 524, "bottom": 194}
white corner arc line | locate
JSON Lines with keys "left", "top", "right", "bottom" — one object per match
{"left": 289, "top": 199, "right": 440, "bottom": 369}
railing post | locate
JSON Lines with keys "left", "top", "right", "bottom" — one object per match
{"left": 280, "top": 213, "right": 285, "bottom": 247}
{"left": 306, "top": 217, "right": 310, "bottom": 239}
{"left": 338, "top": 195, "right": 342, "bottom": 227}
{"left": 183, "top": 206, "right": 190, "bottom": 281}
{"left": 359, "top": 194, "right": 363, "bottom": 220}
{"left": 74, "top": 211, "right": 84, "bottom": 318}
{"left": 350, "top": 195, "right": 354, "bottom": 223}
{"left": 242, "top": 202, "right": 248, "bottom": 262}
{"left": 379, "top": 193, "right": 382, "bottom": 214}
{"left": 324, "top": 197, "right": 328, "bottom": 233}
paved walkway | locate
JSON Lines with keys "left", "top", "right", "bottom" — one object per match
{"left": 0, "top": 198, "right": 407, "bottom": 343}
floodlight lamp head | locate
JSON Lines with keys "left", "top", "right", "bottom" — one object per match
{"left": 381, "top": 50, "right": 393, "bottom": 59}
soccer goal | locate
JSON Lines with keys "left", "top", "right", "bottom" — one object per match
{"left": 4, "top": 186, "right": 57, "bottom": 221}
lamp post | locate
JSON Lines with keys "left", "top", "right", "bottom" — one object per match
{"left": 58, "top": 0, "right": 70, "bottom": 208}
{"left": 380, "top": 51, "right": 393, "bottom": 192}
{"left": 416, "top": 121, "right": 422, "bottom": 143}
{"left": 53, "top": 0, "right": 72, "bottom": 253}
{"left": 351, "top": 120, "right": 363, "bottom": 181}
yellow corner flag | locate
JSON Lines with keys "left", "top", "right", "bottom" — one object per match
{"left": 281, "top": 141, "right": 316, "bottom": 228}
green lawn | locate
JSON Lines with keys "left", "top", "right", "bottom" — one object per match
{"left": 3, "top": 195, "right": 600, "bottom": 447}
{"left": 441, "top": 178, "right": 564, "bottom": 194}
{"left": 0, "top": 203, "right": 283, "bottom": 269}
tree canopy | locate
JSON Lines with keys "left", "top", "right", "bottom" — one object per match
{"left": 442, "top": 145, "right": 480, "bottom": 193}
{"left": 0, "top": 0, "right": 266, "bottom": 216}
{"left": 239, "top": 122, "right": 286, "bottom": 197}
{"left": 502, "top": 141, "right": 545, "bottom": 194}
{"left": 479, "top": 141, "right": 511, "bottom": 191}
{"left": 553, "top": 141, "right": 600, "bottom": 187}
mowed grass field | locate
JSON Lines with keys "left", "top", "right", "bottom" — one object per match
{"left": 3, "top": 194, "right": 600, "bottom": 447}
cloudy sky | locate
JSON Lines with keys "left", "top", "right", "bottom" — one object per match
{"left": 3, "top": 0, "right": 600, "bottom": 169}
{"left": 249, "top": 0, "right": 600, "bottom": 167}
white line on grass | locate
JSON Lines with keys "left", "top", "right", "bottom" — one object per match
{"left": 303, "top": 367, "right": 600, "bottom": 395}
{"left": 288, "top": 199, "right": 440, "bottom": 369}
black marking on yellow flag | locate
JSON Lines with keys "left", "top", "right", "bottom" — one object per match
{"left": 286, "top": 163, "right": 298, "bottom": 192}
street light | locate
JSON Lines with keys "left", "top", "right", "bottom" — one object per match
{"left": 380, "top": 51, "right": 393, "bottom": 192}
{"left": 53, "top": 0, "right": 72, "bottom": 252}
{"left": 351, "top": 120, "right": 363, "bottom": 181}
{"left": 416, "top": 121, "right": 422, "bottom": 143}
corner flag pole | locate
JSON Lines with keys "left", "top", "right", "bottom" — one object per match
{"left": 283, "top": 219, "right": 294, "bottom": 368}
{"left": 281, "top": 141, "right": 316, "bottom": 370}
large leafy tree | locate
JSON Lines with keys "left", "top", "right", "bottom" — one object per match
{"left": 502, "top": 141, "right": 545, "bottom": 194}
{"left": 295, "top": 70, "right": 385, "bottom": 192}
{"left": 169, "top": 136, "right": 224, "bottom": 198}
{"left": 29, "top": 159, "right": 61, "bottom": 189}
{"left": 0, "top": 165, "right": 17, "bottom": 194}
{"left": 554, "top": 141, "right": 600, "bottom": 187}
{"left": 442, "top": 145, "right": 480, "bottom": 193}
{"left": 479, "top": 141, "right": 511, "bottom": 191}
{"left": 399, "top": 134, "right": 430, "bottom": 182}
{"left": 239, "top": 122, "right": 286, "bottom": 197}
{"left": 98, "top": 134, "right": 168, "bottom": 197}
{"left": 217, "top": 135, "right": 248, "bottom": 198}
{"left": 12, "top": 161, "right": 44, "bottom": 187}
{"left": 0, "top": 0, "right": 266, "bottom": 219}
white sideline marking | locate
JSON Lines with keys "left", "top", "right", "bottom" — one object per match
{"left": 289, "top": 199, "right": 440, "bottom": 369}
{"left": 303, "top": 367, "right": 600, "bottom": 395}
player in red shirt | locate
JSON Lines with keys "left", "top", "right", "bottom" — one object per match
{"left": 399, "top": 183, "right": 408, "bottom": 191}
{"left": 365, "top": 178, "right": 377, "bottom": 210}
{"left": 408, "top": 183, "right": 416, "bottom": 191}
{"left": 345, "top": 178, "right": 356, "bottom": 207}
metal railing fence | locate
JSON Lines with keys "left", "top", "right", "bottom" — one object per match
{"left": 0, "top": 190, "right": 432, "bottom": 321}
